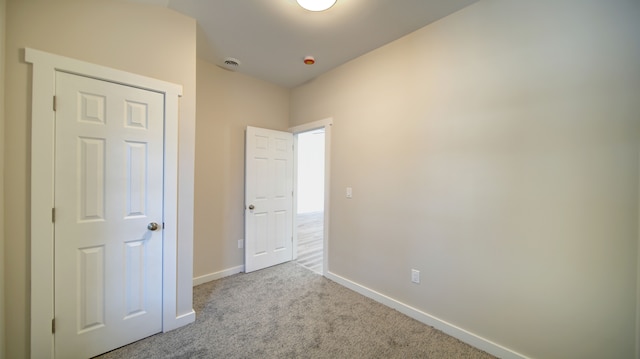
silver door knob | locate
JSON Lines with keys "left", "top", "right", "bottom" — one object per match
{"left": 147, "top": 222, "right": 160, "bottom": 231}
{"left": 248, "top": 205, "right": 255, "bottom": 210}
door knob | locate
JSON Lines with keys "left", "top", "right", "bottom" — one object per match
{"left": 248, "top": 205, "right": 255, "bottom": 210}
{"left": 147, "top": 222, "right": 160, "bottom": 231}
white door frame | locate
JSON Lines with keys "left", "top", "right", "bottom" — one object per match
{"left": 290, "top": 118, "right": 332, "bottom": 276}
{"left": 26, "top": 48, "right": 192, "bottom": 358}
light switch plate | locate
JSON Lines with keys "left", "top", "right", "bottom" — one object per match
{"left": 411, "top": 269, "right": 420, "bottom": 284}
{"left": 346, "top": 187, "right": 353, "bottom": 198}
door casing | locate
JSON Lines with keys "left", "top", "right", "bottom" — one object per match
{"left": 26, "top": 48, "right": 194, "bottom": 358}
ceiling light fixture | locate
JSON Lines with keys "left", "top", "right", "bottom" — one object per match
{"left": 296, "top": 0, "right": 337, "bottom": 12}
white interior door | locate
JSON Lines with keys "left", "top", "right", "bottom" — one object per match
{"left": 245, "top": 126, "right": 294, "bottom": 273}
{"left": 54, "top": 71, "right": 164, "bottom": 358}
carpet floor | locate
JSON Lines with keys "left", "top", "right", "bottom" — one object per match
{"left": 96, "top": 263, "right": 497, "bottom": 359}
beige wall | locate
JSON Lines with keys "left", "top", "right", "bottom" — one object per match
{"left": 291, "top": 1, "right": 640, "bottom": 358}
{"left": 4, "top": 1, "right": 196, "bottom": 357}
{"left": 0, "top": 0, "right": 5, "bottom": 357}
{"left": 3, "top": 0, "right": 639, "bottom": 358}
{"left": 194, "top": 58, "right": 290, "bottom": 278}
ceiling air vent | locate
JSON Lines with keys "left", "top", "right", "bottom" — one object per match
{"left": 222, "top": 57, "right": 241, "bottom": 71}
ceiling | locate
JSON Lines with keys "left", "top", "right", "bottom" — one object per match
{"left": 131, "top": 0, "right": 479, "bottom": 88}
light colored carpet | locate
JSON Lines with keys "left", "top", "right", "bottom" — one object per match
{"left": 96, "top": 263, "right": 497, "bottom": 358}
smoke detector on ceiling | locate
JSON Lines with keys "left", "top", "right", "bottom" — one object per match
{"left": 222, "top": 57, "right": 241, "bottom": 71}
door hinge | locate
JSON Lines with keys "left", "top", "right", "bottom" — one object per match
{"left": 53, "top": 95, "right": 57, "bottom": 111}
{"left": 52, "top": 208, "right": 55, "bottom": 223}
{"left": 52, "top": 318, "right": 55, "bottom": 334}
{"left": 162, "top": 222, "right": 165, "bottom": 229}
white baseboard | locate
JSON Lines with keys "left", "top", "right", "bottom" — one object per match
{"left": 193, "top": 265, "right": 244, "bottom": 286}
{"left": 326, "top": 271, "right": 529, "bottom": 359}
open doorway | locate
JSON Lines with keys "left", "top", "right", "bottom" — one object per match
{"left": 295, "top": 128, "right": 325, "bottom": 274}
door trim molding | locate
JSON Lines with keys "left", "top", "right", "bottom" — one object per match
{"left": 25, "top": 48, "right": 189, "bottom": 358}
{"left": 290, "top": 118, "right": 333, "bottom": 276}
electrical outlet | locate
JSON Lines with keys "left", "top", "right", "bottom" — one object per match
{"left": 238, "top": 239, "right": 244, "bottom": 249}
{"left": 411, "top": 269, "right": 420, "bottom": 284}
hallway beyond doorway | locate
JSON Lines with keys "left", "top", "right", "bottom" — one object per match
{"left": 295, "top": 211, "right": 323, "bottom": 274}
